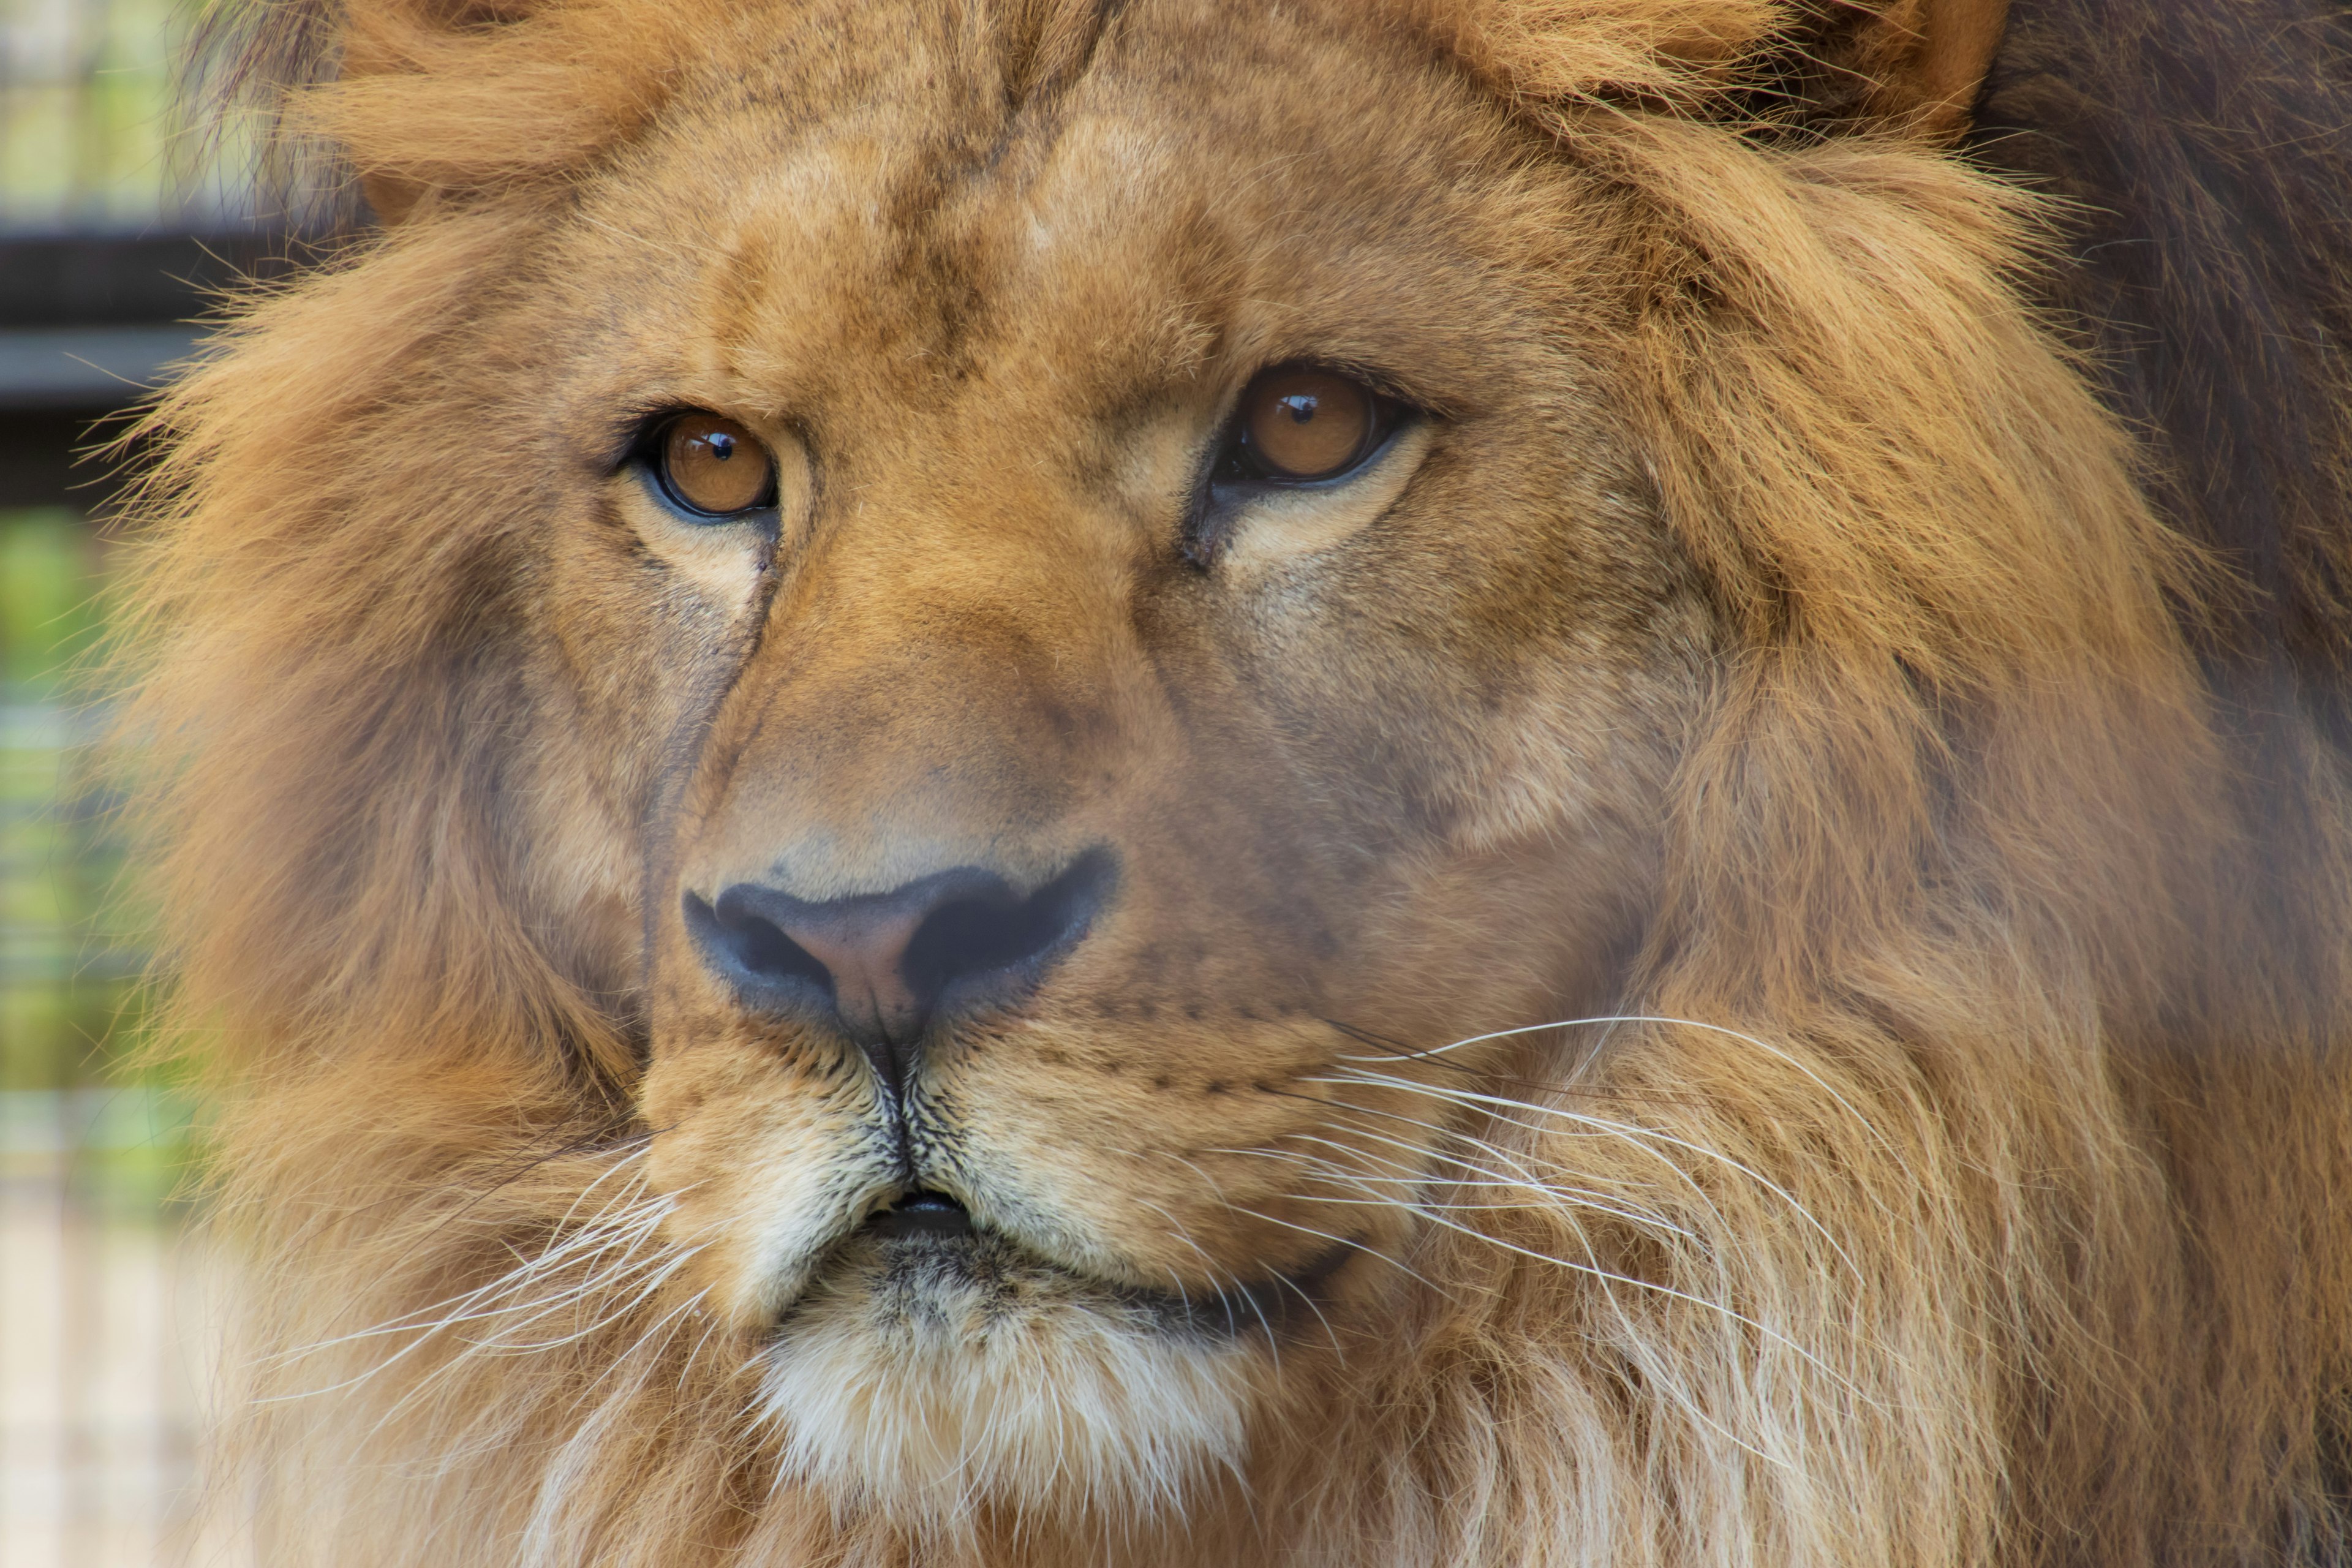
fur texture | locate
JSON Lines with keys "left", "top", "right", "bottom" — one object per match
{"left": 121, "top": 0, "right": 2352, "bottom": 1564}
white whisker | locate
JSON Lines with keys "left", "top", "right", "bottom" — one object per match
{"left": 1321, "top": 1069, "right": 1866, "bottom": 1283}
{"left": 1337, "top": 1013, "right": 1894, "bottom": 1158}
{"left": 1280, "top": 1120, "right": 1698, "bottom": 1239}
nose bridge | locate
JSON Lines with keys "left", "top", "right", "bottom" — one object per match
{"left": 691, "top": 466, "right": 1124, "bottom": 900}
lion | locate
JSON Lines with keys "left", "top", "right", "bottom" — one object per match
{"left": 118, "top": 0, "right": 2352, "bottom": 1562}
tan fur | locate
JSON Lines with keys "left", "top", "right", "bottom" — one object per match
{"left": 120, "top": 0, "right": 2352, "bottom": 1563}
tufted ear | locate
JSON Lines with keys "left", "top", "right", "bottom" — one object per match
{"left": 340, "top": 0, "right": 721, "bottom": 224}
{"left": 1435, "top": 0, "right": 2010, "bottom": 140}
{"left": 186, "top": 0, "right": 710, "bottom": 227}
{"left": 1759, "top": 0, "right": 2011, "bottom": 138}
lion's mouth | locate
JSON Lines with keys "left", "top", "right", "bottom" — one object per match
{"left": 862, "top": 1189, "right": 976, "bottom": 1240}
{"left": 778, "top": 1188, "right": 1356, "bottom": 1343}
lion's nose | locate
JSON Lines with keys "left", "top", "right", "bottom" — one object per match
{"left": 684, "top": 854, "right": 1114, "bottom": 1086}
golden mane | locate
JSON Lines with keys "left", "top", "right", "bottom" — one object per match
{"left": 121, "top": 0, "right": 2352, "bottom": 1562}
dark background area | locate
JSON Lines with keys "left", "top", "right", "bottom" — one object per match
{"left": 0, "top": 232, "right": 270, "bottom": 509}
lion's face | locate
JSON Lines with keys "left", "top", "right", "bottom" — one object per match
{"left": 151, "top": 0, "right": 2352, "bottom": 1556}
{"left": 144, "top": 0, "right": 2352, "bottom": 1549}
{"left": 470, "top": 0, "right": 1708, "bottom": 1512}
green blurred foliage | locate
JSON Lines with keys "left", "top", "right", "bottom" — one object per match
{"left": 1, "top": 0, "right": 252, "bottom": 231}
{"left": 4, "top": 0, "right": 228, "bottom": 1207}
{"left": 0, "top": 508, "right": 190, "bottom": 1210}
{"left": 1, "top": 505, "right": 105, "bottom": 686}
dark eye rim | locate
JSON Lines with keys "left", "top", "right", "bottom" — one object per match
{"left": 626, "top": 407, "right": 782, "bottom": 521}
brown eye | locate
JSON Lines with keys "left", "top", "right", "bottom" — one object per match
{"left": 1239, "top": 368, "right": 1378, "bottom": 480}
{"left": 658, "top": 412, "right": 775, "bottom": 516}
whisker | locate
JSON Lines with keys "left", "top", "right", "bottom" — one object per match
{"left": 1376, "top": 1193, "right": 1872, "bottom": 1409}
{"left": 1224, "top": 1200, "right": 1458, "bottom": 1303}
{"left": 1336, "top": 1013, "right": 1894, "bottom": 1157}
{"left": 1221, "top": 1129, "right": 1697, "bottom": 1242}
{"left": 265, "top": 1175, "right": 688, "bottom": 1401}
{"left": 1269, "top": 1264, "right": 1348, "bottom": 1363}
{"left": 369, "top": 1250, "right": 704, "bottom": 1438}
{"left": 570, "top": 1284, "right": 711, "bottom": 1407}
{"left": 676, "top": 1303, "right": 722, "bottom": 1397}
{"left": 1277, "top": 1121, "right": 1697, "bottom": 1239}
{"left": 1295, "top": 1095, "right": 1735, "bottom": 1243}
{"left": 1135, "top": 1197, "right": 1281, "bottom": 1372}
{"left": 1321, "top": 1070, "right": 1865, "bottom": 1283}
{"left": 1160, "top": 1152, "right": 1461, "bottom": 1305}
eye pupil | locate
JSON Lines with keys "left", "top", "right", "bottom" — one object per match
{"left": 1242, "top": 369, "right": 1377, "bottom": 480}
{"left": 658, "top": 413, "right": 774, "bottom": 516}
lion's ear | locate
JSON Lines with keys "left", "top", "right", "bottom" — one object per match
{"left": 1759, "top": 0, "right": 2011, "bottom": 138}
{"left": 192, "top": 0, "right": 702, "bottom": 227}
{"left": 330, "top": 0, "right": 555, "bottom": 225}
{"left": 1438, "top": 0, "right": 2009, "bottom": 140}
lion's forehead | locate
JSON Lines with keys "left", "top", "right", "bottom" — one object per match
{"left": 551, "top": 0, "right": 1535, "bottom": 426}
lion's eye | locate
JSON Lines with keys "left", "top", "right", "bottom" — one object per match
{"left": 1231, "top": 367, "right": 1392, "bottom": 483}
{"left": 1186, "top": 364, "right": 1416, "bottom": 567}
{"left": 656, "top": 412, "right": 777, "bottom": 516}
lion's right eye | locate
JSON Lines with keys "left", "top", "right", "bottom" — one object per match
{"left": 1219, "top": 365, "right": 1402, "bottom": 486}
{"left": 1239, "top": 369, "right": 1376, "bottom": 480}
{"left": 654, "top": 412, "right": 778, "bottom": 517}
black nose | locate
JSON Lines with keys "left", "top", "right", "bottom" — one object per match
{"left": 684, "top": 852, "right": 1114, "bottom": 1085}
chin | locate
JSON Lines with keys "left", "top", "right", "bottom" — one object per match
{"left": 756, "top": 1216, "right": 1268, "bottom": 1528}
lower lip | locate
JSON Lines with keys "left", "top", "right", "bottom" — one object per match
{"left": 839, "top": 1205, "right": 1355, "bottom": 1342}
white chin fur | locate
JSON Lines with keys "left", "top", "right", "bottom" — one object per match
{"left": 757, "top": 1261, "right": 1259, "bottom": 1528}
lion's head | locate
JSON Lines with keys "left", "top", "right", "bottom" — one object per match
{"left": 128, "top": 0, "right": 2352, "bottom": 1562}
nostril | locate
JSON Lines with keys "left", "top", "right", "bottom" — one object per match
{"left": 902, "top": 850, "right": 1115, "bottom": 1009}
{"left": 684, "top": 889, "right": 835, "bottom": 999}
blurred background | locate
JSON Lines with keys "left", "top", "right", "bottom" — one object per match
{"left": 4, "top": 0, "right": 274, "bottom": 1561}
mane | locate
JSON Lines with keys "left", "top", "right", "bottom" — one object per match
{"left": 118, "top": 1, "right": 2352, "bottom": 1562}
{"left": 1971, "top": 0, "right": 2352, "bottom": 1027}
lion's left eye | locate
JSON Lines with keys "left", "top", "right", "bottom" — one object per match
{"left": 1218, "top": 366, "right": 1403, "bottom": 486}
{"left": 647, "top": 412, "right": 778, "bottom": 518}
